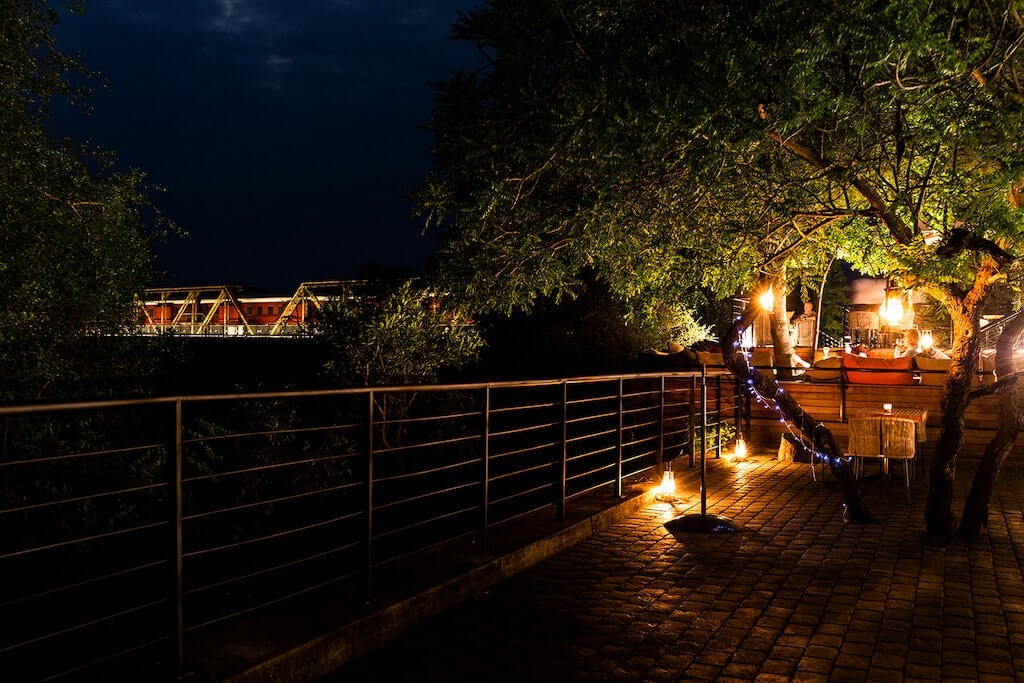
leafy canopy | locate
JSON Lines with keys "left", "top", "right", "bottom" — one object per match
{"left": 1, "top": 1, "right": 170, "bottom": 398}
{"left": 417, "top": 0, "right": 1024, "bottom": 325}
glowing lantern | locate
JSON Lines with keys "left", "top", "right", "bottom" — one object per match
{"left": 920, "top": 329, "right": 934, "bottom": 350}
{"left": 879, "top": 285, "right": 904, "bottom": 326}
{"left": 734, "top": 436, "right": 748, "bottom": 460}
{"left": 656, "top": 465, "right": 676, "bottom": 499}
{"left": 757, "top": 287, "right": 774, "bottom": 313}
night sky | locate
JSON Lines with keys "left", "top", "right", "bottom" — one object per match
{"left": 51, "top": 1, "right": 481, "bottom": 293}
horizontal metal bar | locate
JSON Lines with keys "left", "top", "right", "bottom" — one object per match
{"left": 0, "top": 441, "right": 165, "bottom": 469}
{"left": 565, "top": 427, "right": 617, "bottom": 444}
{"left": 565, "top": 410, "right": 618, "bottom": 426}
{"left": 372, "top": 529, "right": 478, "bottom": 569}
{"left": 183, "top": 452, "right": 352, "bottom": 484}
{"left": 488, "top": 481, "right": 553, "bottom": 507}
{"left": 374, "top": 480, "right": 478, "bottom": 512}
{"left": 183, "top": 481, "right": 361, "bottom": 522}
{"left": 487, "top": 460, "right": 555, "bottom": 483}
{"left": 0, "top": 559, "right": 167, "bottom": 609}
{"left": 375, "top": 408, "right": 480, "bottom": 428}
{"left": 0, "top": 597, "right": 167, "bottom": 654}
{"left": 184, "top": 512, "right": 358, "bottom": 559}
{"left": 489, "top": 420, "right": 561, "bottom": 439}
{"left": 184, "top": 421, "right": 361, "bottom": 445}
{"left": 0, "top": 480, "right": 167, "bottom": 516}
{"left": 372, "top": 433, "right": 479, "bottom": 456}
{"left": 185, "top": 541, "right": 360, "bottom": 596}
{"left": 185, "top": 571, "right": 357, "bottom": 633}
{"left": 487, "top": 500, "right": 554, "bottom": 527}
{"left": 488, "top": 400, "right": 558, "bottom": 415}
{"left": 0, "top": 370, "right": 719, "bottom": 417}
{"left": 372, "top": 504, "right": 478, "bottom": 541}
{"left": 566, "top": 461, "right": 615, "bottom": 483}
{"left": 373, "top": 458, "right": 477, "bottom": 485}
{"left": 35, "top": 634, "right": 169, "bottom": 683}
{"left": 0, "top": 520, "right": 167, "bottom": 561}
{"left": 566, "top": 444, "right": 616, "bottom": 463}
{"left": 489, "top": 439, "right": 560, "bottom": 460}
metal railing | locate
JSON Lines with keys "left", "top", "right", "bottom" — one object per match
{"left": 0, "top": 370, "right": 740, "bottom": 681}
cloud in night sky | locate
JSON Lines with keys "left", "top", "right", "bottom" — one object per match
{"left": 52, "top": 0, "right": 482, "bottom": 292}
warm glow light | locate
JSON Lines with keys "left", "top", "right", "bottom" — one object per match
{"left": 734, "top": 437, "right": 747, "bottom": 460}
{"left": 883, "top": 403, "right": 893, "bottom": 414}
{"left": 757, "top": 287, "right": 774, "bottom": 312}
{"left": 880, "top": 289, "right": 904, "bottom": 326}
{"left": 920, "top": 330, "right": 933, "bottom": 349}
{"left": 656, "top": 469, "right": 676, "bottom": 499}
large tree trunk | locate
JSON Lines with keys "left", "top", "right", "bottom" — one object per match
{"left": 958, "top": 313, "right": 1024, "bottom": 537}
{"left": 768, "top": 270, "right": 796, "bottom": 381}
{"left": 924, "top": 296, "right": 983, "bottom": 537}
{"left": 724, "top": 296, "right": 872, "bottom": 523}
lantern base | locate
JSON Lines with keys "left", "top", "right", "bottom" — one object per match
{"left": 665, "top": 513, "right": 743, "bottom": 534}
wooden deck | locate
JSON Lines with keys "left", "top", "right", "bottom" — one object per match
{"left": 745, "top": 379, "right": 1021, "bottom": 460}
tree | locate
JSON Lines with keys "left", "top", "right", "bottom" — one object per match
{"left": 312, "top": 280, "right": 483, "bottom": 387}
{"left": 1, "top": 0, "right": 168, "bottom": 399}
{"left": 418, "top": 0, "right": 1024, "bottom": 533}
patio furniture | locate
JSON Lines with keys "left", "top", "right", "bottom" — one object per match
{"left": 847, "top": 415, "right": 918, "bottom": 503}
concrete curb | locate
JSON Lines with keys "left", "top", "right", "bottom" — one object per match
{"left": 226, "top": 488, "right": 660, "bottom": 682}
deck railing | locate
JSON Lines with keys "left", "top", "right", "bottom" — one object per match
{"left": 0, "top": 370, "right": 739, "bottom": 681}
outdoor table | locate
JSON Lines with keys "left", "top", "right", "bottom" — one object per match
{"left": 855, "top": 405, "right": 928, "bottom": 445}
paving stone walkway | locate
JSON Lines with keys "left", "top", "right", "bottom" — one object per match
{"left": 328, "top": 453, "right": 1024, "bottom": 682}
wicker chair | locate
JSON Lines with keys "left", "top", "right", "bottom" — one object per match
{"left": 847, "top": 416, "right": 917, "bottom": 503}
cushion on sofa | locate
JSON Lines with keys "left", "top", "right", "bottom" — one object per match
{"left": 806, "top": 356, "right": 842, "bottom": 383}
{"left": 914, "top": 356, "right": 951, "bottom": 386}
{"left": 842, "top": 354, "right": 915, "bottom": 385}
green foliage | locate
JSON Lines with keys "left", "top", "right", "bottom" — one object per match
{"left": 312, "top": 280, "right": 484, "bottom": 387}
{"left": 1, "top": 1, "right": 171, "bottom": 399}
{"left": 418, "top": 0, "right": 1024, "bottom": 331}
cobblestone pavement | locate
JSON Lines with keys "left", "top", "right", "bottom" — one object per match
{"left": 329, "top": 453, "right": 1024, "bottom": 682}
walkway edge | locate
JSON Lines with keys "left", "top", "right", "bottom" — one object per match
{"left": 225, "top": 488, "right": 659, "bottom": 683}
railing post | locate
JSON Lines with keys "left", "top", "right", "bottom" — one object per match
{"left": 700, "top": 368, "right": 708, "bottom": 517}
{"left": 840, "top": 367, "right": 847, "bottom": 422}
{"left": 616, "top": 377, "right": 623, "bottom": 498}
{"left": 481, "top": 386, "right": 491, "bottom": 551}
{"left": 365, "top": 390, "right": 375, "bottom": 601}
{"left": 657, "top": 375, "right": 665, "bottom": 474}
{"left": 689, "top": 374, "right": 697, "bottom": 468}
{"left": 733, "top": 377, "right": 742, "bottom": 439}
{"left": 559, "top": 381, "right": 567, "bottom": 520}
{"left": 715, "top": 375, "right": 723, "bottom": 459}
{"left": 169, "top": 399, "right": 184, "bottom": 679}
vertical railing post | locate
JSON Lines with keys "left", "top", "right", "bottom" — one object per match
{"left": 715, "top": 376, "right": 723, "bottom": 458}
{"left": 840, "top": 367, "right": 847, "bottom": 422}
{"left": 481, "top": 386, "right": 491, "bottom": 551}
{"left": 689, "top": 374, "right": 697, "bottom": 468}
{"left": 169, "top": 399, "right": 184, "bottom": 679}
{"left": 733, "top": 377, "right": 743, "bottom": 438}
{"left": 558, "top": 381, "right": 567, "bottom": 520}
{"left": 365, "top": 390, "right": 375, "bottom": 601}
{"left": 657, "top": 375, "right": 665, "bottom": 474}
{"left": 615, "top": 377, "right": 624, "bottom": 497}
{"left": 700, "top": 367, "right": 708, "bottom": 517}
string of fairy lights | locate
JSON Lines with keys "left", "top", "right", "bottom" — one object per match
{"left": 733, "top": 322, "right": 851, "bottom": 473}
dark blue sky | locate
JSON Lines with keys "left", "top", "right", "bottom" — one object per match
{"left": 52, "top": 0, "right": 481, "bottom": 292}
